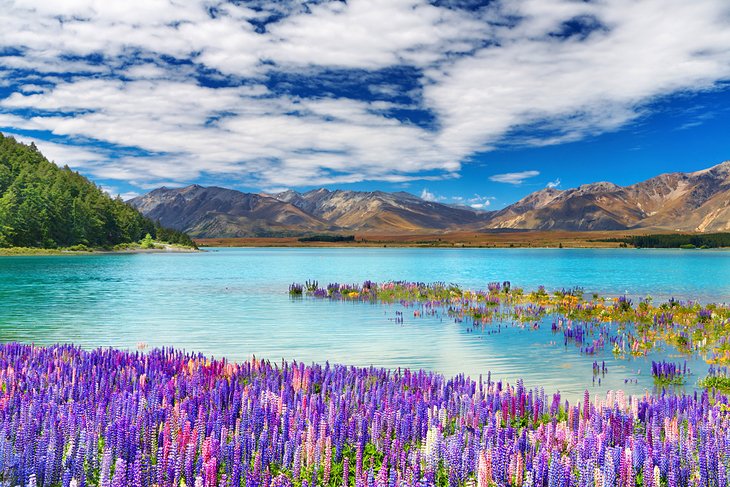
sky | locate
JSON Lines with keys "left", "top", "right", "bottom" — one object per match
{"left": 1, "top": 0, "right": 729, "bottom": 209}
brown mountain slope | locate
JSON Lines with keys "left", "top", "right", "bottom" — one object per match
{"left": 128, "top": 185, "right": 333, "bottom": 237}
{"left": 489, "top": 183, "right": 646, "bottom": 231}
{"left": 489, "top": 161, "right": 730, "bottom": 231}
{"left": 129, "top": 186, "right": 490, "bottom": 237}
{"left": 626, "top": 161, "right": 730, "bottom": 231}
{"left": 273, "top": 189, "right": 491, "bottom": 233}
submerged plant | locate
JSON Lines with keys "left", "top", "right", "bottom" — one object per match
{"left": 289, "top": 279, "right": 730, "bottom": 366}
{"left": 699, "top": 364, "right": 730, "bottom": 394}
{"left": 651, "top": 360, "right": 689, "bottom": 386}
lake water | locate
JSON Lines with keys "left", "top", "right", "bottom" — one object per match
{"left": 1, "top": 247, "right": 728, "bottom": 400}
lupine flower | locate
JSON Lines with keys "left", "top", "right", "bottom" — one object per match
{"left": 0, "top": 343, "right": 727, "bottom": 487}
{"left": 651, "top": 361, "right": 689, "bottom": 385}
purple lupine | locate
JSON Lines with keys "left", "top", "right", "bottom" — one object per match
{"left": 0, "top": 342, "right": 726, "bottom": 487}
{"left": 343, "top": 456, "right": 350, "bottom": 487}
{"left": 111, "top": 458, "right": 126, "bottom": 487}
{"left": 100, "top": 449, "right": 112, "bottom": 487}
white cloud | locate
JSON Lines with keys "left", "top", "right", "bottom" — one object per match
{"left": 489, "top": 170, "right": 540, "bottom": 185}
{"left": 420, "top": 188, "right": 437, "bottom": 201}
{"left": 546, "top": 178, "right": 561, "bottom": 189}
{"left": 0, "top": 0, "right": 729, "bottom": 192}
{"left": 435, "top": 193, "right": 493, "bottom": 210}
{"left": 265, "top": 0, "right": 483, "bottom": 69}
{"left": 100, "top": 185, "right": 140, "bottom": 201}
{"left": 119, "top": 192, "right": 141, "bottom": 201}
{"left": 426, "top": 0, "right": 730, "bottom": 156}
{"left": 419, "top": 188, "right": 451, "bottom": 202}
{"left": 466, "top": 194, "right": 494, "bottom": 210}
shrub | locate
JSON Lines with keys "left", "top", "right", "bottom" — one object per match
{"left": 140, "top": 233, "right": 156, "bottom": 249}
{"left": 65, "top": 244, "right": 91, "bottom": 252}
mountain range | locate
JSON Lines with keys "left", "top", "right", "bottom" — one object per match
{"left": 128, "top": 161, "right": 730, "bottom": 237}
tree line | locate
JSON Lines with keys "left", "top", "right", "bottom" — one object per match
{"left": 0, "top": 133, "right": 195, "bottom": 248}
{"left": 599, "top": 233, "right": 730, "bottom": 249}
{"left": 298, "top": 234, "right": 355, "bottom": 242}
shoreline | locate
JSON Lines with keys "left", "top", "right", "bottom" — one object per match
{"left": 0, "top": 244, "right": 200, "bottom": 256}
{"left": 4, "top": 229, "right": 727, "bottom": 253}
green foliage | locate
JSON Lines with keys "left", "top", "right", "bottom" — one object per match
{"left": 0, "top": 133, "right": 195, "bottom": 249}
{"left": 0, "top": 247, "right": 66, "bottom": 256}
{"left": 153, "top": 224, "right": 197, "bottom": 248}
{"left": 699, "top": 375, "right": 730, "bottom": 394}
{"left": 596, "top": 233, "right": 730, "bottom": 249}
{"left": 298, "top": 234, "right": 356, "bottom": 242}
{"left": 653, "top": 376, "right": 686, "bottom": 386}
{"left": 65, "top": 244, "right": 92, "bottom": 252}
{"left": 140, "top": 233, "right": 156, "bottom": 249}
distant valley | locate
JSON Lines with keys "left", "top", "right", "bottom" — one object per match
{"left": 129, "top": 161, "right": 730, "bottom": 237}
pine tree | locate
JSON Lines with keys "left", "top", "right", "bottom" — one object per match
{"left": 0, "top": 133, "right": 196, "bottom": 249}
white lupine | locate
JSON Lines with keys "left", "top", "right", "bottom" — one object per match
{"left": 423, "top": 425, "right": 439, "bottom": 457}
{"left": 594, "top": 467, "right": 603, "bottom": 487}
{"left": 438, "top": 407, "right": 447, "bottom": 427}
{"left": 523, "top": 471, "right": 534, "bottom": 487}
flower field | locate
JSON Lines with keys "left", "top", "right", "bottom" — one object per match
{"left": 0, "top": 343, "right": 728, "bottom": 487}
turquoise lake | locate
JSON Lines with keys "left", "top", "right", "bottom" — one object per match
{"left": 1, "top": 247, "right": 729, "bottom": 400}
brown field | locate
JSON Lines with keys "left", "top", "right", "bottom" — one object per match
{"left": 195, "top": 230, "right": 660, "bottom": 249}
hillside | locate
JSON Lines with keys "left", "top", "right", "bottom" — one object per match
{"left": 488, "top": 183, "right": 646, "bottom": 231}
{"left": 129, "top": 187, "right": 490, "bottom": 237}
{"left": 129, "top": 185, "right": 335, "bottom": 238}
{"left": 489, "top": 161, "right": 730, "bottom": 232}
{"left": 0, "top": 133, "right": 194, "bottom": 248}
{"left": 626, "top": 162, "right": 730, "bottom": 231}
{"left": 273, "top": 189, "right": 489, "bottom": 232}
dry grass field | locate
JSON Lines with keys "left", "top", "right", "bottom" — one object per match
{"left": 195, "top": 230, "right": 662, "bottom": 249}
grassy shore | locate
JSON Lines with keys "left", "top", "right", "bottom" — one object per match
{"left": 0, "top": 242, "right": 199, "bottom": 256}
{"left": 0, "top": 247, "right": 71, "bottom": 256}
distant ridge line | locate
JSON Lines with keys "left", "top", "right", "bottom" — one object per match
{"left": 128, "top": 160, "right": 730, "bottom": 237}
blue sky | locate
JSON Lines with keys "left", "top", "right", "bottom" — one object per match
{"left": 0, "top": 0, "right": 729, "bottom": 209}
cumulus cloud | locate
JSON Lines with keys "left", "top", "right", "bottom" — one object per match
{"left": 0, "top": 0, "right": 729, "bottom": 191}
{"left": 489, "top": 170, "right": 540, "bottom": 185}
{"left": 420, "top": 188, "right": 437, "bottom": 201}
{"left": 546, "top": 178, "right": 561, "bottom": 189}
